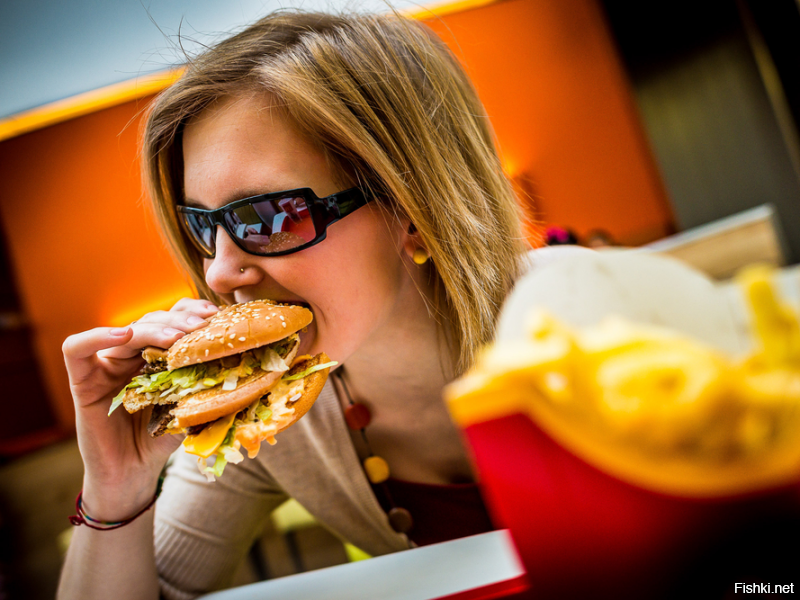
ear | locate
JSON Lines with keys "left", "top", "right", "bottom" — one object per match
{"left": 401, "top": 220, "right": 426, "bottom": 261}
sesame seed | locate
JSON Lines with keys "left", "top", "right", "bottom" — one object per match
{"left": 239, "top": 337, "right": 246, "bottom": 342}
{"left": 282, "top": 322, "right": 287, "bottom": 328}
{"left": 228, "top": 343, "right": 234, "bottom": 348}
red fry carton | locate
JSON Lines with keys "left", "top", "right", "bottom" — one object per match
{"left": 446, "top": 253, "right": 800, "bottom": 598}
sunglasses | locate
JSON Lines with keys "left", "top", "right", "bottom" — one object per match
{"left": 177, "top": 187, "right": 373, "bottom": 258}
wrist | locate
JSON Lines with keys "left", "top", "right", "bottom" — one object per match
{"left": 81, "top": 472, "right": 163, "bottom": 523}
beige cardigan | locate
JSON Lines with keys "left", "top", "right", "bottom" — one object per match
{"left": 153, "top": 246, "right": 589, "bottom": 600}
{"left": 155, "top": 378, "right": 411, "bottom": 600}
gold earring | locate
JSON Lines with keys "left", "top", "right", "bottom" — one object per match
{"left": 240, "top": 267, "right": 245, "bottom": 273}
{"left": 412, "top": 248, "right": 430, "bottom": 265}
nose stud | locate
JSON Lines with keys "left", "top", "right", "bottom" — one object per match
{"left": 240, "top": 267, "right": 245, "bottom": 273}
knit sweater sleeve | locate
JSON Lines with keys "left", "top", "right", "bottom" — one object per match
{"left": 154, "top": 447, "right": 289, "bottom": 600}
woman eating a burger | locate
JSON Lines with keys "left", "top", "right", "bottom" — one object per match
{"left": 58, "top": 10, "right": 579, "bottom": 599}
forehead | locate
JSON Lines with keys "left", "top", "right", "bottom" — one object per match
{"left": 181, "top": 95, "right": 338, "bottom": 207}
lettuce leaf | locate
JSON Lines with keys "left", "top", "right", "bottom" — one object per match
{"left": 221, "top": 425, "right": 235, "bottom": 447}
{"left": 260, "top": 347, "right": 290, "bottom": 373}
{"left": 220, "top": 443, "right": 244, "bottom": 464}
{"left": 255, "top": 404, "right": 272, "bottom": 422}
{"left": 283, "top": 361, "right": 338, "bottom": 381}
{"left": 204, "top": 455, "right": 228, "bottom": 478}
{"left": 108, "top": 389, "right": 126, "bottom": 415}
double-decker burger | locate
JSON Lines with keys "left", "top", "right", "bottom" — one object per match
{"left": 109, "top": 300, "right": 335, "bottom": 479}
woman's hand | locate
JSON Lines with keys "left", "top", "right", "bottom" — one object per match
{"left": 62, "top": 298, "right": 219, "bottom": 520}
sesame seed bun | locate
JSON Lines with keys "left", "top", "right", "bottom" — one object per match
{"left": 166, "top": 300, "right": 312, "bottom": 370}
{"left": 142, "top": 347, "right": 168, "bottom": 365}
{"left": 121, "top": 386, "right": 163, "bottom": 414}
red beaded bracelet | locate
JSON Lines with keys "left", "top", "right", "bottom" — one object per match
{"left": 68, "top": 476, "right": 164, "bottom": 531}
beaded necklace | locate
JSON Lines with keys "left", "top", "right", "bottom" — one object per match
{"left": 333, "top": 369, "right": 414, "bottom": 535}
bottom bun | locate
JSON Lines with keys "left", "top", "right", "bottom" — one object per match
{"left": 280, "top": 352, "right": 330, "bottom": 434}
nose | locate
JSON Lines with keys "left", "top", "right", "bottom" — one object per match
{"left": 204, "top": 225, "right": 262, "bottom": 295}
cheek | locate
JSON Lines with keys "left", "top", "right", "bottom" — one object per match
{"left": 289, "top": 216, "right": 406, "bottom": 360}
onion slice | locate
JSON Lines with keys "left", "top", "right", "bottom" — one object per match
{"left": 222, "top": 372, "right": 239, "bottom": 391}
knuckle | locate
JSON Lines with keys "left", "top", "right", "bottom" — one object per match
{"left": 172, "top": 298, "right": 216, "bottom": 317}
{"left": 141, "top": 310, "right": 167, "bottom": 321}
{"left": 171, "top": 297, "right": 196, "bottom": 311}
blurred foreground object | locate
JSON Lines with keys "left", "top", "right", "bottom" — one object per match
{"left": 584, "top": 229, "right": 616, "bottom": 249}
{"left": 199, "top": 530, "right": 527, "bottom": 600}
{"left": 449, "top": 266, "right": 800, "bottom": 496}
{"left": 445, "top": 251, "right": 800, "bottom": 597}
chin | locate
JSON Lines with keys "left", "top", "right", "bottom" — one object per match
{"left": 297, "top": 320, "right": 346, "bottom": 373}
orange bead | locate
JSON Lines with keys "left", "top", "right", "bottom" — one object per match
{"left": 364, "top": 456, "right": 390, "bottom": 484}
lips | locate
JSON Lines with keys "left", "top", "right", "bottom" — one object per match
{"left": 234, "top": 296, "right": 308, "bottom": 308}
{"left": 285, "top": 301, "right": 311, "bottom": 310}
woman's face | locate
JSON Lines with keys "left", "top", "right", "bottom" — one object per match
{"left": 182, "top": 95, "right": 414, "bottom": 363}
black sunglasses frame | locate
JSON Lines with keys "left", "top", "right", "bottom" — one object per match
{"left": 177, "top": 187, "right": 373, "bottom": 258}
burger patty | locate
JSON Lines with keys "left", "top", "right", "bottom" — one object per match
{"left": 142, "top": 361, "right": 167, "bottom": 375}
{"left": 147, "top": 403, "right": 175, "bottom": 437}
{"left": 147, "top": 402, "right": 225, "bottom": 437}
{"left": 147, "top": 405, "right": 249, "bottom": 438}
{"left": 184, "top": 422, "right": 209, "bottom": 436}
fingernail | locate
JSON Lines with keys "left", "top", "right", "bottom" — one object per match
{"left": 163, "top": 327, "right": 184, "bottom": 337}
{"left": 109, "top": 327, "right": 129, "bottom": 336}
{"left": 187, "top": 316, "right": 205, "bottom": 326}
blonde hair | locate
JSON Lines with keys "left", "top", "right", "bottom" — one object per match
{"left": 142, "top": 10, "right": 527, "bottom": 373}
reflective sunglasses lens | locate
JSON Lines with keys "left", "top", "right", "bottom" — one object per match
{"left": 182, "top": 212, "right": 216, "bottom": 256}
{"left": 224, "top": 195, "right": 317, "bottom": 255}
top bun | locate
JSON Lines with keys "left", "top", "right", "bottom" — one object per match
{"left": 167, "top": 300, "right": 312, "bottom": 370}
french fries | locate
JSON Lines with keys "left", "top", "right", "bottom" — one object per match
{"left": 445, "top": 264, "right": 800, "bottom": 496}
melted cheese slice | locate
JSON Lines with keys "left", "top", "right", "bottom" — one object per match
{"left": 182, "top": 413, "right": 236, "bottom": 458}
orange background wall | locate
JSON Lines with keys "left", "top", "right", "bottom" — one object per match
{"left": 0, "top": 0, "right": 673, "bottom": 432}
{"left": 0, "top": 100, "right": 192, "bottom": 430}
{"left": 422, "top": 0, "right": 673, "bottom": 243}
